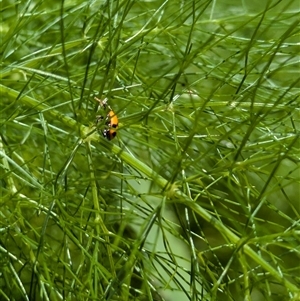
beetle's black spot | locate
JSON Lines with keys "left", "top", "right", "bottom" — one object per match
{"left": 110, "top": 132, "right": 117, "bottom": 138}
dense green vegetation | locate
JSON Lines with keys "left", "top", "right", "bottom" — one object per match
{"left": 1, "top": 0, "right": 299, "bottom": 300}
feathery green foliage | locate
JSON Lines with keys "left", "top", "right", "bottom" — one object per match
{"left": 1, "top": 0, "right": 299, "bottom": 300}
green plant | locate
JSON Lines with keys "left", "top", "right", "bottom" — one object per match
{"left": 1, "top": 0, "right": 299, "bottom": 300}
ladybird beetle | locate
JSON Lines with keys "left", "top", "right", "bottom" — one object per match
{"left": 94, "top": 97, "right": 118, "bottom": 140}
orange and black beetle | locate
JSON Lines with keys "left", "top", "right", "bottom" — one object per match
{"left": 94, "top": 97, "right": 118, "bottom": 140}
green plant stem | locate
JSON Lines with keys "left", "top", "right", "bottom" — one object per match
{"left": 2, "top": 83, "right": 299, "bottom": 294}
